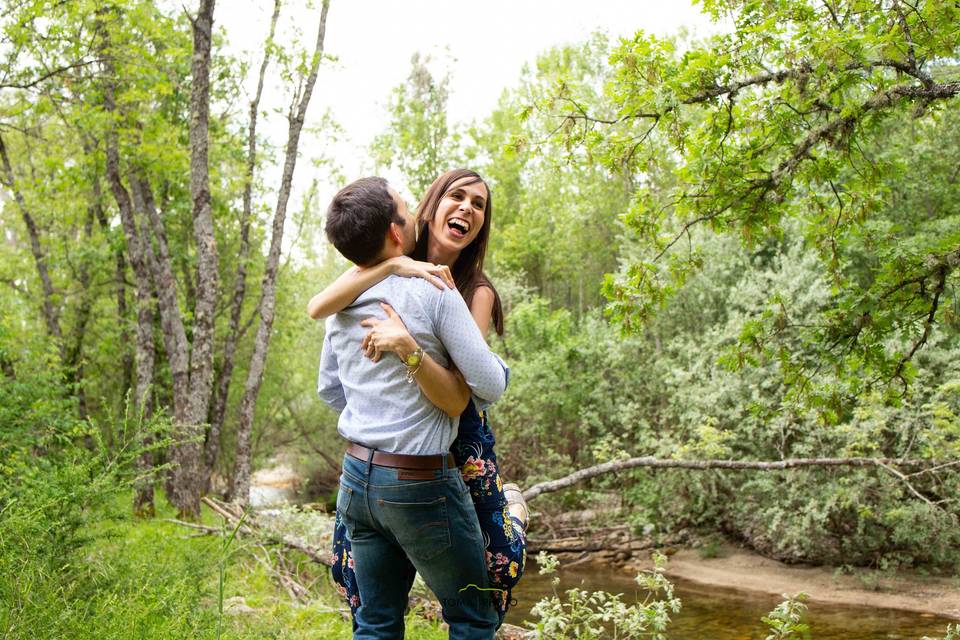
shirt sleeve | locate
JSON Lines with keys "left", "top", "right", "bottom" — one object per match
{"left": 435, "top": 289, "right": 509, "bottom": 405}
{"left": 317, "top": 329, "right": 346, "bottom": 413}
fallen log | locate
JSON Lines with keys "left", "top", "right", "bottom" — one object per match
{"left": 198, "top": 496, "right": 332, "bottom": 566}
{"left": 186, "top": 498, "right": 533, "bottom": 638}
{"left": 521, "top": 456, "right": 957, "bottom": 502}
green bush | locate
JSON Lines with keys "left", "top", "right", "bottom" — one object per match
{"left": 491, "top": 232, "right": 960, "bottom": 569}
{"left": 0, "top": 364, "right": 204, "bottom": 639}
{"left": 0, "top": 363, "right": 448, "bottom": 639}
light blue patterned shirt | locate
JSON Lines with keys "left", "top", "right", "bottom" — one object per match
{"left": 317, "top": 275, "right": 509, "bottom": 455}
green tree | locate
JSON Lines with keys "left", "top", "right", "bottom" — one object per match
{"left": 543, "top": 0, "right": 960, "bottom": 411}
{"left": 0, "top": 0, "right": 339, "bottom": 517}
{"left": 472, "top": 35, "right": 633, "bottom": 316}
{"left": 371, "top": 52, "right": 457, "bottom": 196}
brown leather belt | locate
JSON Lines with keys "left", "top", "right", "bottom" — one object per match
{"left": 347, "top": 443, "right": 454, "bottom": 470}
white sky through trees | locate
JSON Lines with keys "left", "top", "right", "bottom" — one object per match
{"left": 215, "top": 0, "right": 715, "bottom": 254}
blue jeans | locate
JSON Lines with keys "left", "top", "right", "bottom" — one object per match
{"left": 332, "top": 404, "right": 526, "bottom": 625}
{"left": 336, "top": 451, "right": 499, "bottom": 640}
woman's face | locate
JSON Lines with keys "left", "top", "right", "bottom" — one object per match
{"left": 427, "top": 177, "right": 487, "bottom": 256}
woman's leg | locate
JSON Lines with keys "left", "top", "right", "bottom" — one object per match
{"left": 452, "top": 403, "right": 527, "bottom": 624}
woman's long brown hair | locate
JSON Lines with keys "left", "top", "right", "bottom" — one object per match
{"left": 412, "top": 168, "right": 504, "bottom": 335}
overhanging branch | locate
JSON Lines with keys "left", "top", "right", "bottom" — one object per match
{"left": 522, "top": 456, "right": 956, "bottom": 502}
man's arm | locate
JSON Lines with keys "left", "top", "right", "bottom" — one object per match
{"left": 435, "top": 289, "right": 508, "bottom": 405}
{"left": 317, "top": 330, "right": 346, "bottom": 412}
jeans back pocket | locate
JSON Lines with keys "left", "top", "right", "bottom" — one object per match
{"left": 376, "top": 495, "right": 451, "bottom": 561}
{"left": 336, "top": 485, "right": 353, "bottom": 518}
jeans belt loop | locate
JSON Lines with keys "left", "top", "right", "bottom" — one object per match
{"left": 365, "top": 446, "right": 375, "bottom": 478}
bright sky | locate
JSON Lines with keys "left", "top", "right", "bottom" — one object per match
{"left": 215, "top": 0, "right": 716, "bottom": 246}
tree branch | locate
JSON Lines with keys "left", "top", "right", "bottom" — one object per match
{"left": 0, "top": 58, "right": 99, "bottom": 90}
{"left": 0, "top": 131, "right": 64, "bottom": 357}
{"left": 521, "top": 456, "right": 955, "bottom": 502}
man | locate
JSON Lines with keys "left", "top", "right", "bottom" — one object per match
{"left": 317, "top": 176, "right": 505, "bottom": 639}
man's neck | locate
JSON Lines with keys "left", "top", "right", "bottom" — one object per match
{"left": 372, "top": 247, "right": 403, "bottom": 265}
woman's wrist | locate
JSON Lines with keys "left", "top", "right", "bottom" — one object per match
{"left": 383, "top": 256, "right": 405, "bottom": 275}
{"left": 397, "top": 335, "right": 419, "bottom": 359}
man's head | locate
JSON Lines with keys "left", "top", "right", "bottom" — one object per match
{"left": 325, "top": 177, "right": 416, "bottom": 266}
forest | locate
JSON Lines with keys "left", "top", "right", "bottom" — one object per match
{"left": 1, "top": 0, "right": 958, "bottom": 638}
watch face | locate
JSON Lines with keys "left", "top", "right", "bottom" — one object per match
{"left": 406, "top": 353, "right": 421, "bottom": 366}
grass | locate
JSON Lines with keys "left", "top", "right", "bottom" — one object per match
{"left": 1, "top": 491, "right": 449, "bottom": 640}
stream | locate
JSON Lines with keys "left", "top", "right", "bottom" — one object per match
{"left": 507, "top": 561, "right": 955, "bottom": 639}
{"left": 248, "top": 475, "right": 955, "bottom": 638}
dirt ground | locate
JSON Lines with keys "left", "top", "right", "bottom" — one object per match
{"left": 625, "top": 545, "right": 960, "bottom": 620}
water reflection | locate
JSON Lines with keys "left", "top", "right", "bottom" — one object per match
{"left": 507, "top": 561, "right": 954, "bottom": 639}
{"left": 249, "top": 484, "right": 297, "bottom": 508}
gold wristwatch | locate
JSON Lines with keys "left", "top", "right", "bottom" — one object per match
{"left": 404, "top": 346, "right": 423, "bottom": 368}
{"left": 404, "top": 346, "right": 424, "bottom": 383}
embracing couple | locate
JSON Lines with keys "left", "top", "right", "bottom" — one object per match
{"left": 310, "top": 169, "right": 528, "bottom": 639}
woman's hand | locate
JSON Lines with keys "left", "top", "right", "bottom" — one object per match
{"left": 386, "top": 256, "right": 455, "bottom": 290}
{"left": 359, "top": 303, "right": 419, "bottom": 362}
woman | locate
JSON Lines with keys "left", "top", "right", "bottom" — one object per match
{"left": 308, "top": 168, "right": 527, "bottom": 623}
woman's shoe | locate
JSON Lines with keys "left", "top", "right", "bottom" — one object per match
{"left": 502, "top": 483, "right": 528, "bottom": 531}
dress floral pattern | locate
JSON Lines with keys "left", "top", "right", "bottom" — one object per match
{"left": 331, "top": 400, "right": 527, "bottom": 624}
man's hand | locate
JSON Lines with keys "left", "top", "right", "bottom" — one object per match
{"left": 360, "top": 303, "right": 418, "bottom": 363}
{"left": 387, "top": 256, "right": 455, "bottom": 290}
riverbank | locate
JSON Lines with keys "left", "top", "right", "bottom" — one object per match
{"left": 614, "top": 544, "right": 960, "bottom": 621}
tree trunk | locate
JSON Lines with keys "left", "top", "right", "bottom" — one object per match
{"left": 102, "top": 114, "right": 157, "bottom": 518}
{"left": 65, "top": 204, "right": 95, "bottom": 418}
{"left": 64, "top": 152, "right": 107, "bottom": 419}
{"left": 132, "top": 171, "right": 191, "bottom": 419}
{"left": 206, "top": 0, "right": 282, "bottom": 486}
{"left": 0, "top": 133, "right": 65, "bottom": 362}
{"left": 170, "top": 0, "right": 219, "bottom": 519}
{"left": 96, "top": 14, "right": 161, "bottom": 515}
{"left": 91, "top": 176, "right": 135, "bottom": 424}
{"left": 230, "top": 0, "right": 330, "bottom": 505}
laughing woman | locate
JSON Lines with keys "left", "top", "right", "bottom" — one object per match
{"left": 308, "top": 168, "right": 527, "bottom": 624}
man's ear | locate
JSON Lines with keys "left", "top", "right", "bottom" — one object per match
{"left": 387, "top": 222, "right": 403, "bottom": 248}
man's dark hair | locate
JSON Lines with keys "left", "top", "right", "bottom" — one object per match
{"left": 325, "top": 177, "right": 405, "bottom": 266}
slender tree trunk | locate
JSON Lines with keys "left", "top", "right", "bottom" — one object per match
{"left": 170, "top": 0, "right": 219, "bottom": 519}
{"left": 64, "top": 203, "right": 96, "bottom": 418}
{"left": 103, "top": 125, "right": 157, "bottom": 517}
{"left": 0, "top": 132, "right": 65, "bottom": 361}
{"left": 132, "top": 172, "right": 191, "bottom": 419}
{"left": 97, "top": 21, "right": 159, "bottom": 516}
{"left": 130, "top": 170, "right": 194, "bottom": 516}
{"left": 206, "top": 0, "right": 282, "bottom": 486}
{"left": 65, "top": 148, "right": 109, "bottom": 419}
{"left": 91, "top": 171, "right": 134, "bottom": 412}
{"left": 231, "top": 0, "right": 330, "bottom": 505}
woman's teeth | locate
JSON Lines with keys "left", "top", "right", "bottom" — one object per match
{"left": 447, "top": 218, "right": 470, "bottom": 238}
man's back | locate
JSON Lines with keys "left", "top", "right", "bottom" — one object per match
{"left": 318, "top": 274, "right": 506, "bottom": 455}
